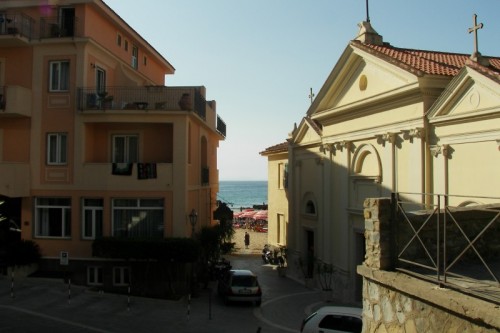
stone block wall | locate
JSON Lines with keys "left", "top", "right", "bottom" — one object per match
{"left": 358, "top": 198, "right": 500, "bottom": 333}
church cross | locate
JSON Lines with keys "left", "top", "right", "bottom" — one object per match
{"left": 468, "top": 14, "right": 483, "bottom": 57}
{"left": 309, "top": 88, "right": 315, "bottom": 104}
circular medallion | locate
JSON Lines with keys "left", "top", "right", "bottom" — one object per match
{"left": 359, "top": 75, "right": 368, "bottom": 91}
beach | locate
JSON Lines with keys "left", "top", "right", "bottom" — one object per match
{"left": 232, "top": 227, "right": 269, "bottom": 255}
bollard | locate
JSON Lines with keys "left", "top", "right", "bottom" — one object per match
{"left": 127, "top": 284, "right": 130, "bottom": 311}
{"left": 10, "top": 270, "right": 14, "bottom": 298}
{"left": 68, "top": 278, "right": 71, "bottom": 304}
{"left": 187, "top": 293, "right": 191, "bottom": 321}
{"left": 208, "top": 287, "right": 212, "bottom": 320}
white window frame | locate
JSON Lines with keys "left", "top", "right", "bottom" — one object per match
{"left": 112, "top": 134, "right": 138, "bottom": 163}
{"left": 49, "top": 60, "right": 69, "bottom": 92}
{"left": 111, "top": 198, "right": 164, "bottom": 239}
{"left": 35, "top": 197, "right": 71, "bottom": 238}
{"left": 131, "top": 46, "right": 138, "bottom": 69}
{"left": 113, "top": 266, "right": 130, "bottom": 286}
{"left": 47, "top": 133, "right": 67, "bottom": 165}
{"left": 82, "top": 198, "right": 103, "bottom": 240}
{"left": 87, "top": 266, "right": 103, "bottom": 286}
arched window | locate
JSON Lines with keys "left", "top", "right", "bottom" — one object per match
{"left": 305, "top": 200, "right": 316, "bottom": 214}
{"left": 302, "top": 192, "right": 318, "bottom": 218}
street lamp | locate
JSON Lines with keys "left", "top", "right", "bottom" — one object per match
{"left": 189, "top": 209, "right": 198, "bottom": 237}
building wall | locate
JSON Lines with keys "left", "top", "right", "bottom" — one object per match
{"left": 266, "top": 152, "right": 288, "bottom": 247}
{"left": 359, "top": 198, "right": 499, "bottom": 333}
{"left": 0, "top": 0, "right": 223, "bottom": 277}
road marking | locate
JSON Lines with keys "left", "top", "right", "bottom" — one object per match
{"left": 0, "top": 304, "right": 112, "bottom": 333}
{"left": 253, "top": 291, "right": 318, "bottom": 333}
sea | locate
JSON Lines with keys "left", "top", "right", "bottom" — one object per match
{"left": 217, "top": 180, "right": 268, "bottom": 211}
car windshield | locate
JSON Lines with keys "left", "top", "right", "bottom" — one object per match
{"left": 319, "top": 314, "right": 362, "bottom": 332}
{"left": 232, "top": 275, "right": 257, "bottom": 287}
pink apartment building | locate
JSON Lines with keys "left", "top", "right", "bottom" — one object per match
{"left": 0, "top": 0, "right": 225, "bottom": 287}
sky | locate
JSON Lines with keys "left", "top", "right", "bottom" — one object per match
{"left": 104, "top": 0, "right": 500, "bottom": 181}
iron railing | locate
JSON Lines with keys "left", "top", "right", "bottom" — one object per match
{"left": 216, "top": 115, "right": 226, "bottom": 138}
{"left": 77, "top": 86, "right": 207, "bottom": 119}
{"left": 39, "top": 16, "right": 81, "bottom": 39}
{"left": 0, "top": 86, "right": 5, "bottom": 110}
{"left": 0, "top": 12, "right": 35, "bottom": 39}
{"left": 393, "top": 192, "right": 500, "bottom": 304}
{"left": 201, "top": 167, "right": 209, "bottom": 186}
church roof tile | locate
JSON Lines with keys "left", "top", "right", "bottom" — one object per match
{"left": 351, "top": 40, "right": 500, "bottom": 77}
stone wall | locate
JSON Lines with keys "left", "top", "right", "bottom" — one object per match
{"left": 358, "top": 198, "right": 500, "bottom": 333}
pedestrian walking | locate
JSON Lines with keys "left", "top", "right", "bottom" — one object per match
{"left": 244, "top": 232, "right": 250, "bottom": 249}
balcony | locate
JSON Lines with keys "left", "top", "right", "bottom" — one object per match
{"left": 0, "top": 85, "right": 32, "bottom": 117}
{"left": 201, "top": 167, "right": 209, "bottom": 186}
{"left": 0, "top": 162, "right": 30, "bottom": 197}
{"left": 78, "top": 163, "right": 173, "bottom": 191}
{"left": 77, "top": 86, "right": 226, "bottom": 138}
{"left": 78, "top": 86, "right": 205, "bottom": 116}
{"left": 0, "top": 12, "right": 35, "bottom": 43}
{"left": 39, "top": 16, "right": 81, "bottom": 39}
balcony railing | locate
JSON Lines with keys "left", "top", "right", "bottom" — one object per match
{"left": 77, "top": 86, "right": 207, "bottom": 118}
{"left": 201, "top": 167, "right": 210, "bottom": 186}
{"left": 0, "top": 12, "right": 35, "bottom": 39}
{"left": 216, "top": 115, "right": 226, "bottom": 138}
{"left": 394, "top": 192, "right": 500, "bottom": 304}
{"left": 39, "top": 16, "right": 81, "bottom": 39}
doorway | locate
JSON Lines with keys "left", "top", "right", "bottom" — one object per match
{"left": 305, "top": 230, "right": 314, "bottom": 278}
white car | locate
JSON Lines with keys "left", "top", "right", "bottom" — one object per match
{"left": 217, "top": 269, "right": 262, "bottom": 306}
{"left": 300, "top": 306, "right": 362, "bottom": 333}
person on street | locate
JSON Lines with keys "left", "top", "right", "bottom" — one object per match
{"left": 244, "top": 232, "right": 250, "bottom": 249}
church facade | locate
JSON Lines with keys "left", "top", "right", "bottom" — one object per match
{"left": 261, "top": 20, "right": 500, "bottom": 304}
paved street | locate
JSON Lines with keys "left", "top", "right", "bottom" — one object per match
{"left": 0, "top": 254, "right": 330, "bottom": 333}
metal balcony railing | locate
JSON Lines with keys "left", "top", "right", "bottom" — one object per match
{"left": 39, "top": 16, "right": 80, "bottom": 38}
{"left": 77, "top": 86, "right": 207, "bottom": 119}
{"left": 0, "top": 13, "right": 35, "bottom": 39}
{"left": 201, "top": 167, "right": 209, "bottom": 186}
{"left": 216, "top": 115, "right": 226, "bottom": 138}
{"left": 393, "top": 192, "right": 500, "bottom": 304}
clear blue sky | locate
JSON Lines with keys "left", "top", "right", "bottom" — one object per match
{"left": 104, "top": 0, "right": 500, "bottom": 181}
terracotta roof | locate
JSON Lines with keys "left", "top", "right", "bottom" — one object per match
{"left": 260, "top": 142, "right": 288, "bottom": 156}
{"left": 351, "top": 40, "right": 500, "bottom": 77}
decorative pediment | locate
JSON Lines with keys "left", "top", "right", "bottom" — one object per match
{"left": 290, "top": 117, "right": 322, "bottom": 145}
{"left": 309, "top": 45, "right": 418, "bottom": 118}
{"left": 427, "top": 66, "right": 500, "bottom": 120}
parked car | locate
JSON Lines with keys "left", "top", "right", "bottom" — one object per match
{"left": 300, "top": 306, "right": 362, "bottom": 333}
{"left": 217, "top": 269, "right": 262, "bottom": 306}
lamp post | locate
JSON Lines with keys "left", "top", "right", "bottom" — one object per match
{"left": 189, "top": 209, "right": 198, "bottom": 238}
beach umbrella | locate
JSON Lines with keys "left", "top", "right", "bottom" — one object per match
{"left": 240, "top": 210, "right": 257, "bottom": 218}
{"left": 253, "top": 210, "right": 268, "bottom": 220}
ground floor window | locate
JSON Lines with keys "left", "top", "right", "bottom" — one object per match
{"left": 87, "top": 266, "right": 103, "bottom": 285}
{"left": 113, "top": 266, "right": 130, "bottom": 286}
{"left": 112, "top": 198, "right": 164, "bottom": 239}
{"left": 82, "top": 198, "right": 103, "bottom": 240}
{"left": 35, "top": 197, "right": 71, "bottom": 238}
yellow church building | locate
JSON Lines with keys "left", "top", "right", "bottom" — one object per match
{"left": 261, "top": 19, "right": 500, "bottom": 304}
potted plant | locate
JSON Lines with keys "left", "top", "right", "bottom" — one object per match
{"left": 97, "top": 91, "right": 114, "bottom": 109}
{"left": 316, "top": 261, "right": 335, "bottom": 302}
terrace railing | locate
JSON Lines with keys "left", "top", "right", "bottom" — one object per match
{"left": 0, "top": 12, "right": 35, "bottom": 39}
{"left": 40, "top": 16, "right": 81, "bottom": 38}
{"left": 77, "top": 86, "right": 207, "bottom": 119}
{"left": 394, "top": 192, "right": 500, "bottom": 304}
